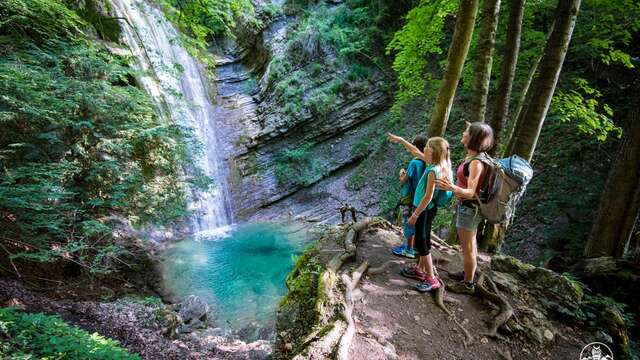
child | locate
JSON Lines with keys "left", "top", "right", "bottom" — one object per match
{"left": 389, "top": 134, "right": 453, "bottom": 292}
{"left": 392, "top": 135, "right": 427, "bottom": 259}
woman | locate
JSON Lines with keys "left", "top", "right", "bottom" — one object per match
{"left": 435, "top": 122, "right": 494, "bottom": 294}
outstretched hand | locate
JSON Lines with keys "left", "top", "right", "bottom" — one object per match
{"left": 388, "top": 133, "right": 403, "bottom": 144}
{"left": 435, "top": 178, "right": 455, "bottom": 192}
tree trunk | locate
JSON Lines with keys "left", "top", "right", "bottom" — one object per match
{"left": 584, "top": 96, "right": 640, "bottom": 258}
{"left": 507, "top": 0, "right": 580, "bottom": 161}
{"left": 428, "top": 0, "right": 480, "bottom": 137}
{"left": 489, "top": 0, "right": 525, "bottom": 155}
{"left": 503, "top": 19, "right": 556, "bottom": 156}
{"left": 470, "top": 0, "right": 501, "bottom": 123}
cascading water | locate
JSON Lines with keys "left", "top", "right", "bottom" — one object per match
{"left": 111, "top": 0, "right": 233, "bottom": 233}
{"left": 112, "top": 0, "right": 315, "bottom": 340}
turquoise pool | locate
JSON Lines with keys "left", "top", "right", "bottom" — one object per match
{"left": 161, "top": 222, "right": 311, "bottom": 340}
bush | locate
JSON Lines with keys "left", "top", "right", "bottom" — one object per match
{"left": 0, "top": 307, "right": 140, "bottom": 359}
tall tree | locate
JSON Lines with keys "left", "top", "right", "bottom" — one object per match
{"left": 584, "top": 92, "right": 640, "bottom": 258}
{"left": 428, "top": 0, "right": 480, "bottom": 137}
{"left": 506, "top": 0, "right": 580, "bottom": 161}
{"left": 470, "top": 0, "right": 501, "bottom": 123}
{"left": 489, "top": 0, "right": 525, "bottom": 155}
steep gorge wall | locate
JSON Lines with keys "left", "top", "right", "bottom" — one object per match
{"left": 213, "top": 3, "right": 392, "bottom": 223}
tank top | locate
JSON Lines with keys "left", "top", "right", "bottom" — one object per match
{"left": 455, "top": 158, "right": 486, "bottom": 203}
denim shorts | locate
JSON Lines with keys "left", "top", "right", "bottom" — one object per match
{"left": 455, "top": 203, "right": 483, "bottom": 231}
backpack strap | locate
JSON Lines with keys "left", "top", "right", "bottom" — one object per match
{"left": 463, "top": 152, "right": 491, "bottom": 178}
{"left": 462, "top": 153, "right": 496, "bottom": 205}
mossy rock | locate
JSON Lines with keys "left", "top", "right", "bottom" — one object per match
{"left": 492, "top": 255, "right": 583, "bottom": 317}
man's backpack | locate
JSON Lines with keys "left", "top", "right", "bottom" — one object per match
{"left": 464, "top": 153, "right": 533, "bottom": 224}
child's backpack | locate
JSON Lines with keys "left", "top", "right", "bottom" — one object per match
{"left": 398, "top": 158, "right": 425, "bottom": 206}
{"left": 464, "top": 153, "right": 533, "bottom": 224}
{"left": 433, "top": 187, "right": 454, "bottom": 208}
{"left": 413, "top": 166, "right": 454, "bottom": 209}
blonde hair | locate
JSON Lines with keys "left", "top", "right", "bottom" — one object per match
{"left": 427, "top": 137, "right": 452, "bottom": 181}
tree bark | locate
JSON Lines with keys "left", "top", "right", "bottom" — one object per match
{"left": 507, "top": 0, "right": 580, "bottom": 161}
{"left": 489, "top": 0, "right": 525, "bottom": 155}
{"left": 470, "top": 0, "right": 501, "bottom": 123}
{"left": 503, "top": 19, "right": 556, "bottom": 156}
{"left": 428, "top": 0, "right": 480, "bottom": 137}
{"left": 585, "top": 94, "right": 640, "bottom": 258}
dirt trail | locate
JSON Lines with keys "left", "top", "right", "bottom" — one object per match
{"left": 346, "top": 225, "right": 591, "bottom": 360}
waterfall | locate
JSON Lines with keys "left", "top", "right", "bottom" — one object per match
{"left": 111, "top": 0, "right": 233, "bottom": 233}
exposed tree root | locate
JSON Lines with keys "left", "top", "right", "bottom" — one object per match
{"left": 429, "top": 279, "right": 474, "bottom": 348}
{"left": 475, "top": 272, "right": 514, "bottom": 339}
{"left": 337, "top": 260, "right": 369, "bottom": 360}
{"left": 299, "top": 218, "right": 382, "bottom": 358}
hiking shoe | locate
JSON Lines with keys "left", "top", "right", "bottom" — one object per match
{"left": 415, "top": 277, "right": 442, "bottom": 293}
{"left": 447, "top": 280, "right": 475, "bottom": 294}
{"left": 400, "top": 266, "right": 426, "bottom": 280}
{"left": 402, "top": 248, "right": 416, "bottom": 259}
{"left": 392, "top": 244, "right": 407, "bottom": 256}
{"left": 447, "top": 270, "right": 478, "bottom": 282}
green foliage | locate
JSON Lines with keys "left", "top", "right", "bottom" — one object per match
{"left": 275, "top": 142, "right": 326, "bottom": 187}
{"left": 577, "top": 293, "right": 635, "bottom": 330}
{"left": 0, "top": 0, "right": 83, "bottom": 43}
{"left": 0, "top": 0, "right": 205, "bottom": 273}
{"left": 0, "top": 307, "right": 140, "bottom": 359}
{"left": 157, "top": 0, "right": 257, "bottom": 66}
{"left": 386, "top": 0, "right": 459, "bottom": 101}
{"left": 159, "top": 0, "right": 255, "bottom": 41}
{"left": 550, "top": 78, "right": 622, "bottom": 141}
{"left": 570, "top": 0, "right": 640, "bottom": 69}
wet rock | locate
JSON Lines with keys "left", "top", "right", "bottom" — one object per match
{"left": 176, "top": 295, "right": 210, "bottom": 333}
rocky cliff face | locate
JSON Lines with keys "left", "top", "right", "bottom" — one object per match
{"left": 211, "top": 3, "right": 391, "bottom": 224}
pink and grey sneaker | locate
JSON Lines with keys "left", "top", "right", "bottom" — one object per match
{"left": 400, "top": 266, "right": 426, "bottom": 280}
{"left": 415, "top": 276, "right": 442, "bottom": 293}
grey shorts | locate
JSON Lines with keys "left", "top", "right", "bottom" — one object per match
{"left": 455, "top": 203, "right": 484, "bottom": 231}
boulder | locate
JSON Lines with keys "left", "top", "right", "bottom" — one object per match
{"left": 176, "top": 295, "right": 210, "bottom": 333}
{"left": 492, "top": 255, "right": 583, "bottom": 317}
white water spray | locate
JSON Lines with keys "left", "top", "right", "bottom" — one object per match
{"left": 111, "top": 0, "right": 233, "bottom": 232}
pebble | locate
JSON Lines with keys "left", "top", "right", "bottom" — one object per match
{"left": 414, "top": 315, "right": 420, "bottom": 321}
{"left": 422, "top": 329, "right": 431, "bottom": 336}
{"left": 544, "top": 329, "right": 554, "bottom": 341}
